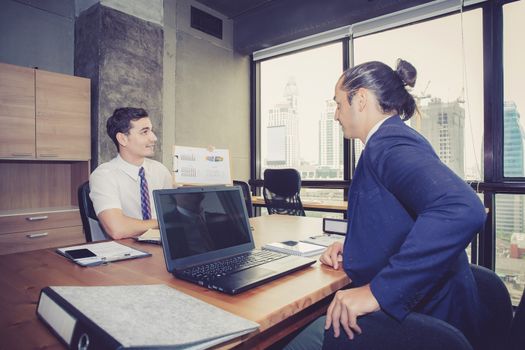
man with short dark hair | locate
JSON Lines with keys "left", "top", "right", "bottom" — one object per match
{"left": 89, "top": 107, "right": 172, "bottom": 239}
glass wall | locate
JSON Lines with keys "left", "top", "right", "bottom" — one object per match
{"left": 260, "top": 43, "right": 343, "bottom": 181}
{"left": 353, "top": 9, "right": 483, "bottom": 181}
{"left": 495, "top": 194, "right": 525, "bottom": 305}
{"left": 503, "top": 0, "right": 525, "bottom": 178}
{"left": 254, "top": 1, "right": 525, "bottom": 305}
{"left": 495, "top": 0, "right": 525, "bottom": 305}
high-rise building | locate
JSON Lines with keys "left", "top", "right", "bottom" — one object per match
{"left": 419, "top": 98, "right": 465, "bottom": 178}
{"left": 503, "top": 101, "right": 524, "bottom": 177}
{"left": 497, "top": 102, "right": 525, "bottom": 236}
{"left": 318, "top": 99, "right": 343, "bottom": 178}
{"left": 266, "top": 77, "right": 300, "bottom": 167}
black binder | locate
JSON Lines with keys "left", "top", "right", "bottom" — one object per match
{"left": 37, "top": 287, "right": 121, "bottom": 350}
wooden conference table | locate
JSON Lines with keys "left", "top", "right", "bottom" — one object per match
{"left": 0, "top": 215, "right": 350, "bottom": 349}
{"left": 251, "top": 196, "right": 348, "bottom": 213}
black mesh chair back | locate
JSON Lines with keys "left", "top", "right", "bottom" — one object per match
{"left": 233, "top": 180, "right": 254, "bottom": 218}
{"left": 263, "top": 168, "right": 305, "bottom": 216}
{"left": 77, "top": 181, "right": 108, "bottom": 242}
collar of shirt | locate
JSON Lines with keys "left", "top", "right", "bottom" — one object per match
{"left": 115, "top": 154, "right": 146, "bottom": 181}
{"left": 364, "top": 115, "right": 396, "bottom": 146}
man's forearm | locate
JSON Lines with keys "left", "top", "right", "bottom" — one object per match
{"left": 98, "top": 209, "right": 158, "bottom": 239}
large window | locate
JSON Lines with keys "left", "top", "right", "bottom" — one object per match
{"left": 353, "top": 9, "right": 484, "bottom": 181}
{"left": 260, "top": 43, "right": 343, "bottom": 182}
{"left": 495, "top": 194, "right": 525, "bottom": 305}
{"left": 503, "top": 0, "right": 525, "bottom": 178}
{"left": 495, "top": 0, "right": 525, "bottom": 305}
{"left": 253, "top": 1, "right": 525, "bottom": 305}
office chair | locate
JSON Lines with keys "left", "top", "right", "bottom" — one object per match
{"left": 233, "top": 180, "right": 254, "bottom": 217}
{"left": 77, "top": 181, "right": 109, "bottom": 242}
{"left": 470, "top": 264, "right": 513, "bottom": 350}
{"left": 469, "top": 263, "right": 525, "bottom": 350}
{"left": 263, "top": 168, "right": 305, "bottom": 216}
{"left": 359, "top": 264, "right": 512, "bottom": 350}
{"left": 509, "top": 287, "right": 525, "bottom": 350}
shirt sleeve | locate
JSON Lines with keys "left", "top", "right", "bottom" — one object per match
{"left": 89, "top": 168, "right": 123, "bottom": 215}
{"left": 368, "top": 140, "right": 486, "bottom": 321}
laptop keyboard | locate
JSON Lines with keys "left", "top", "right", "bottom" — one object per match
{"left": 183, "top": 250, "right": 288, "bottom": 281}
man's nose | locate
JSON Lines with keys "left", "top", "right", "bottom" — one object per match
{"left": 151, "top": 131, "right": 158, "bottom": 142}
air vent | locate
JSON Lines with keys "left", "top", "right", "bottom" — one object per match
{"left": 191, "top": 6, "right": 223, "bottom": 40}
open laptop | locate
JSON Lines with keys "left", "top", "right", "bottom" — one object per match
{"left": 153, "top": 186, "right": 315, "bottom": 294}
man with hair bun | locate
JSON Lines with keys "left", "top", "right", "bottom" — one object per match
{"left": 89, "top": 107, "right": 172, "bottom": 240}
{"left": 285, "top": 60, "right": 485, "bottom": 349}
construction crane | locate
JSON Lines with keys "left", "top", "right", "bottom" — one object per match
{"left": 413, "top": 80, "right": 431, "bottom": 131}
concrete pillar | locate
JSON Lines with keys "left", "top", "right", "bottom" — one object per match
{"left": 75, "top": 3, "right": 164, "bottom": 168}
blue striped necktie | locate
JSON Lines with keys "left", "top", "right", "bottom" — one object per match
{"left": 139, "top": 167, "right": 151, "bottom": 220}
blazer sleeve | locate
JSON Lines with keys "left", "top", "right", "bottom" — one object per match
{"left": 368, "top": 138, "right": 486, "bottom": 321}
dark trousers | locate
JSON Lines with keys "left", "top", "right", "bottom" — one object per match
{"left": 285, "top": 312, "right": 473, "bottom": 350}
{"left": 323, "top": 311, "right": 472, "bottom": 350}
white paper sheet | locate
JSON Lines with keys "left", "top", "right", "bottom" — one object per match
{"left": 173, "top": 145, "right": 232, "bottom": 185}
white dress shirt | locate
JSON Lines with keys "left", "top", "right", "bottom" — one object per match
{"left": 89, "top": 155, "right": 172, "bottom": 219}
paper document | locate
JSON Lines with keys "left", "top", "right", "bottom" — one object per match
{"left": 173, "top": 145, "right": 232, "bottom": 185}
{"left": 262, "top": 240, "right": 326, "bottom": 257}
{"left": 56, "top": 241, "right": 151, "bottom": 267}
{"left": 136, "top": 228, "right": 161, "bottom": 244}
{"left": 301, "top": 234, "right": 345, "bottom": 247}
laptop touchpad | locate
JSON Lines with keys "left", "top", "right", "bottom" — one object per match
{"left": 227, "top": 267, "right": 276, "bottom": 284}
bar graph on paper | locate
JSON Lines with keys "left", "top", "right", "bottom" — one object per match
{"left": 173, "top": 145, "right": 232, "bottom": 185}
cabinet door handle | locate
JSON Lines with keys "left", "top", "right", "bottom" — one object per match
{"left": 39, "top": 154, "right": 58, "bottom": 157}
{"left": 26, "top": 232, "right": 49, "bottom": 239}
{"left": 11, "top": 153, "right": 33, "bottom": 157}
{"left": 26, "top": 215, "right": 49, "bottom": 221}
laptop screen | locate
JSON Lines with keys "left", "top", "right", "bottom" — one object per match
{"left": 154, "top": 187, "right": 253, "bottom": 267}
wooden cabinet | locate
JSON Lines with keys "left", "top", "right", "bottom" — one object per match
{"left": 36, "top": 69, "right": 90, "bottom": 160}
{"left": 0, "top": 62, "right": 90, "bottom": 255}
{"left": 0, "top": 63, "right": 35, "bottom": 158}
{"left": 0, "top": 62, "right": 90, "bottom": 160}
{"left": 0, "top": 208, "right": 84, "bottom": 255}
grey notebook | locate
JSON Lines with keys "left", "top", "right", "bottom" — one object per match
{"left": 37, "top": 284, "right": 259, "bottom": 349}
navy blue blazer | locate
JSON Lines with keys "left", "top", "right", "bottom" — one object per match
{"left": 344, "top": 115, "right": 486, "bottom": 342}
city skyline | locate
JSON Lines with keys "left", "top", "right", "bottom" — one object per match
{"left": 261, "top": 9, "right": 486, "bottom": 178}
{"left": 262, "top": 76, "right": 525, "bottom": 180}
{"left": 496, "top": 102, "right": 525, "bottom": 238}
{"left": 260, "top": 1, "right": 525, "bottom": 178}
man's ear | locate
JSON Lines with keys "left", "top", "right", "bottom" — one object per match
{"left": 116, "top": 132, "right": 127, "bottom": 148}
{"left": 356, "top": 88, "right": 368, "bottom": 112}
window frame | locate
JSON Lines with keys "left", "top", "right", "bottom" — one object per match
{"left": 251, "top": 39, "right": 353, "bottom": 201}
